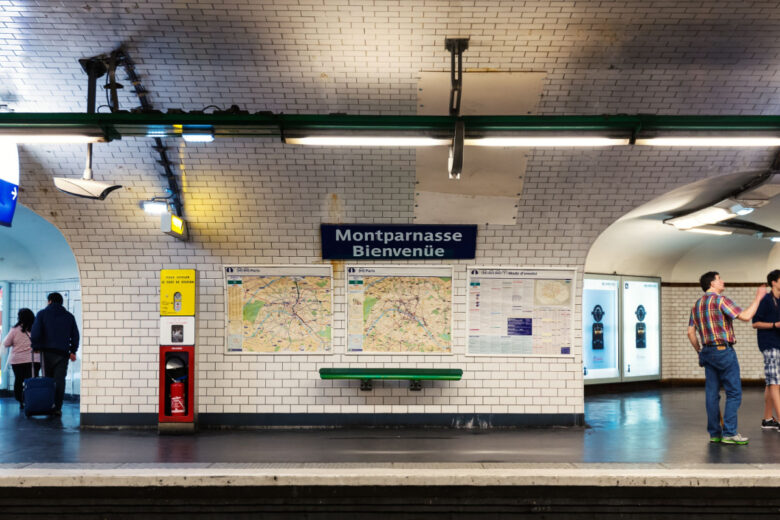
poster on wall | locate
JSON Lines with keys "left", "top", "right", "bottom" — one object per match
{"left": 224, "top": 265, "right": 333, "bottom": 354}
{"left": 466, "top": 267, "right": 575, "bottom": 356}
{"left": 621, "top": 277, "right": 661, "bottom": 380}
{"left": 346, "top": 265, "right": 452, "bottom": 354}
{"left": 582, "top": 276, "right": 620, "bottom": 381}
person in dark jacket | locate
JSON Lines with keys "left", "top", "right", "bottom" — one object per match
{"left": 30, "top": 292, "right": 79, "bottom": 416}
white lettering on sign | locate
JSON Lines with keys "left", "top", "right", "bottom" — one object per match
{"left": 337, "top": 229, "right": 463, "bottom": 244}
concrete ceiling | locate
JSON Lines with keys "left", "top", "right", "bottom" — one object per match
{"left": 585, "top": 170, "right": 780, "bottom": 281}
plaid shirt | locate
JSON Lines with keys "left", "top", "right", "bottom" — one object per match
{"left": 689, "top": 291, "right": 742, "bottom": 346}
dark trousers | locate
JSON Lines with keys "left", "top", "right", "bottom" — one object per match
{"left": 11, "top": 363, "right": 40, "bottom": 404}
{"left": 42, "top": 351, "right": 69, "bottom": 411}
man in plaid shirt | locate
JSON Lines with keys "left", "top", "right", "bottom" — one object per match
{"left": 688, "top": 271, "right": 765, "bottom": 445}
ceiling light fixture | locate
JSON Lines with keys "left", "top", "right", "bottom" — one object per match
{"left": 0, "top": 134, "right": 105, "bottom": 144}
{"left": 466, "top": 137, "right": 629, "bottom": 147}
{"left": 180, "top": 125, "right": 215, "bottom": 143}
{"left": 665, "top": 199, "right": 758, "bottom": 231}
{"left": 685, "top": 228, "right": 733, "bottom": 236}
{"left": 284, "top": 136, "right": 450, "bottom": 146}
{"left": 637, "top": 137, "right": 780, "bottom": 147}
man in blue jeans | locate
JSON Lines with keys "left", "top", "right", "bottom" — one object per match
{"left": 30, "top": 292, "right": 79, "bottom": 416}
{"left": 687, "top": 272, "right": 765, "bottom": 445}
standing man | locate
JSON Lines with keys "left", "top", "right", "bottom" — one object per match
{"left": 687, "top": 272, "right": 765, "bottom": 445}
{"left": 752, "top": 269, "right": 780, "bottom": 430}
{"left": 30, "top": 292, "right": 79, "bottom": 416}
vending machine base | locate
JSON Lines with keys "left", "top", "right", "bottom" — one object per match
{"left": 158, "top": 422, "right": 196, "bottom": 435}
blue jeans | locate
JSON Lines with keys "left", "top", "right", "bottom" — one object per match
{"left": 700, "top": 346, "right": 742, "bottom": 437}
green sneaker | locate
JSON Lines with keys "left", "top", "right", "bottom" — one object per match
{"left": 709, "top": 436, "right": 722, "bottom": 443}
{"left": 721, "top": 434, "right": 749, "bottom": 445}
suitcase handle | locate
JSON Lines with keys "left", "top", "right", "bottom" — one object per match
{"left": 30, "top": 347, "right": 44, "bottom": 379}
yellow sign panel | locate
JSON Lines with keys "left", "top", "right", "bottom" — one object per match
{"left": 160, "top": 269, "right": 196, "bottom": 316}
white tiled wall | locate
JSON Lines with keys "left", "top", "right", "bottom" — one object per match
{"left": 662, "top": 285, "right": 765, "bottom": 381}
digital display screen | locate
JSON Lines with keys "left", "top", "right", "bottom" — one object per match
{"left": 583, "top": 276, "right": 620, "bottom": 381}
{"left": 622, "top": 279, "right": 661, "bottom": 379}
{"left": 0, "top": 143, "right": 19, "bottom": 228}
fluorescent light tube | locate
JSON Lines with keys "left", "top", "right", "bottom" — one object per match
{"left": 465, "top": 137, "right": 630, "bottom": 147}
{"left": 637, "top": 137, "right": 780, "bottom": 147}
{"left": 0, "top": 135, "right": 104, "bottom": 144}
{"left": 182, "top": 133, "right": 214, "bottom": 143}
{"left": 285, "top": 136, "right": 451, "bottom": 146}
{"left": 667, "top": 207, "right": 736, "bottom": 230}
{"left": 686, "top": 228, "right": 733, "bottom": 236}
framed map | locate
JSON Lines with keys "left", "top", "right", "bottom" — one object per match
{"left": 224, "top": 265, "right": 333, "bottom": 354}
{"left": 346, "top": 265, "right": 453, "bottom": 354}
{"left": 467, "top": 267, "right": 576, "bottom": 357}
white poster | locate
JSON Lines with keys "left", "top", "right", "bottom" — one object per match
{"left": 621, "top": 278, "right": 661, "bottom": 379}
{"left": 224, "top": 265, "right": 333, "bottom": 354}
{"left": 467, "top": 267, "right": 575, "bottom": 356}
{"left": 346, "top": 265, "right": 452, "bottom": 354}
{"left": 583, "top": 276, "right": 620, "bottom": 381}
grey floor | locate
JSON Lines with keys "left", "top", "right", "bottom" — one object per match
{"left": 1, "top": 386, "right": 778, "bottom": 464}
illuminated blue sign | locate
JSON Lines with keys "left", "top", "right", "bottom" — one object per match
{"left": 0, "top": 143, "right": 19, "bottom": 227}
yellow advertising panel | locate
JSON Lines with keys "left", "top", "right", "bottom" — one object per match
{"left": 160, "top": 269, "right": 196, "bottom": 316}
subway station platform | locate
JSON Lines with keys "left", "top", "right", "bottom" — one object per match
{"left": 2, "top": 386, "right": 780, "bottom": 517}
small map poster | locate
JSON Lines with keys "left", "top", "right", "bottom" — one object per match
{"left": 346, "top": 265, "right": 453, "bottom": 353}
{"left": 467, "top": 267, "right": 575, "bottom": 356}
{"left": 225, "top": 265, "right": 333, "bottom": 354}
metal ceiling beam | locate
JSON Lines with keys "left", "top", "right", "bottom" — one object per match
{"left": 3, "top": 113, "right": 780, "bottom": 141}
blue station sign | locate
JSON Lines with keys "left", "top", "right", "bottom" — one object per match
{"left": 321, "top": 224, "right": 477, "bottom": 260}
{"left": 0, "top": 143, "right": 19, "bottom": 228}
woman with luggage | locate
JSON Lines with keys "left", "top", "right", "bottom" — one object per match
{"left": 2, "top": 308, "right": 40, "bottom": 409}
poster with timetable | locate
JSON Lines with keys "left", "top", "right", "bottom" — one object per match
{"left": 467, "top": 267, "right": 575, "bottom": 356}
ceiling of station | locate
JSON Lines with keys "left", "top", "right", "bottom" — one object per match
{"left": 2, "top": 1, "right": 780, "bottom": 275}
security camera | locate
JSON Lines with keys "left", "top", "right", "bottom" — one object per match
{"left": 53, "top": 144, "right": 122, "bottom": 200}
{"left": 53, "top": 176, "right": 122, "bottom": 200}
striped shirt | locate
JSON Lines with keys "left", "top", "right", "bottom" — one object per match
{"left": 689, "top": 291, "right": 742, "bottom": 346}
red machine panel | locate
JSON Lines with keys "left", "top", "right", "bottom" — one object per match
{"left": 159, "top": 345, "right": 194, "bottom": 423}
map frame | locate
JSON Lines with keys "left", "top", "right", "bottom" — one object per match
{"left": 344, "top": 264, "right": 455, "bottom": 355}
{"left": 465, "top": 265, "right": 577, "bottom": 358}
{"left": 223, "top": 264, "right": 334, "bottom": 355}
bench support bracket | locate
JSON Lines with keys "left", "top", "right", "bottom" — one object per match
{"left": 360, "top": 379, "right": 373, "bottom": 391}
{"left": 409, "top": 380, "right": 422, "bottom": 391}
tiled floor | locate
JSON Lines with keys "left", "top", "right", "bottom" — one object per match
{"left": 1, "top": 386, "right": 777, "bottom": 464}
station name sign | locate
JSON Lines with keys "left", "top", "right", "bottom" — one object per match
{"left": 321, "top": 224, "right": 477, "bottom": 260}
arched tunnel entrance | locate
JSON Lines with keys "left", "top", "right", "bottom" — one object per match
{"left": 0, "top": 204, "right": 82, "bottom": 400}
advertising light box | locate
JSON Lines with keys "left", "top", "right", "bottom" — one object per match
{"left": 583, "top": 276, "right": 620, "bottom": 382}
{"left": 0, "top": 143, "right": 19, "bottom": 228}
{"left": 621, "top": 277, "right": 661, "bottom": 380}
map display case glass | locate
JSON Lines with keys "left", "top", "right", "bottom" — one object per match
{"left": 583, "top": 275, "right": 620, "bottom": 383}
{"left": 346, "top": 265, "right": 453, "bottom": 354}
{"left": 466, "top": 267, "right": 576, "bottom": 357}
{"left": 621, "top": 276, "right": 661, "bottom": 381}
{"left": 224, "top": 265, "right": 333, "bottom": 354}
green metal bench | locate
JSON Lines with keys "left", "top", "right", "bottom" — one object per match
{"left": 319, "top": 368, "right": 463, "bottom": 391}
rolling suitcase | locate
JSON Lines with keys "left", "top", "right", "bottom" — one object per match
{"left": 23, "top": 351, "right": 55, "bottom": 417}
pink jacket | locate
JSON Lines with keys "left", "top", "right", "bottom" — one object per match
{"left": 3, "top": 326, "right": 40, "bottom": 365}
